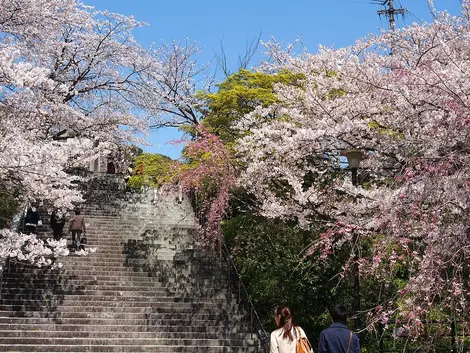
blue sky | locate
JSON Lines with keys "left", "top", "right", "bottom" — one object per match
{"left": 86, "top": 0, "right": 462, "bottom": 159}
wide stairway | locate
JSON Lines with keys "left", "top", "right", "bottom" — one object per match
{"left": 0, "top": 175, "right": 261, "bottom": 352}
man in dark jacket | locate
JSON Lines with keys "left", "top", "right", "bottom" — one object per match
{"left": 318, "top": 305, "right": 361, "bottom": 353}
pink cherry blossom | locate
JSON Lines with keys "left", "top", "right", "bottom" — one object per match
{"left": 235, "top": 2, "right": 470, "bottom": 332}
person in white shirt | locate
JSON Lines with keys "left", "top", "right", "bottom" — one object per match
{"left": 270, "top": 305, "right": 310, "bottom": 353}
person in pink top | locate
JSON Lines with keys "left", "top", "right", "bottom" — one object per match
{"left": 69, "top": 208, "right": 86, "bottom": 250}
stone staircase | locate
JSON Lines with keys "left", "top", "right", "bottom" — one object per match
{"left": 0, "top": 175, "right": 261, "bottom": 352}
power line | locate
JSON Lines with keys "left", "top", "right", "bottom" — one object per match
{"left": 338, "top": 0, "right": 375, "bottom": 3}
{"left": 404, "top": 9, "right": 424, "bottom": 24}
{"left": 372, "top": 0, "right": 406, "bottom": 31}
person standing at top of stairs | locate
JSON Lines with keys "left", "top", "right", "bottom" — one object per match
{"left": 24, "top": 206, "right": 41, "bottom": 234}
{"left": 50, "top": 208, "right": 66, "bottom": 240}
{"left": 69, "top": 208, "right": 86, "bottom": 250}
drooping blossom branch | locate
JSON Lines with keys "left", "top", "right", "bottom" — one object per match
{"left": 171, "top": 126, "right": 237, "bottom": 247}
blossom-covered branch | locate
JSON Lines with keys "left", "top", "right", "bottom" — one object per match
{"left": 236, "top": 4, "right": 470, "bottom": 331}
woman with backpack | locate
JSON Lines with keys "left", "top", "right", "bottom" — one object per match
{"left": 270, "top": 305, "right": 313, "bottom": 353}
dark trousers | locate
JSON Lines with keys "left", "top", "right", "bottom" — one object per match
{"left": 52, "top": 225, "right": 64, "bottom": 240}
{"left": 71, "top": 230, "right": 82, "bottom": 248}
{"left": 25, "top": 225, "right": 37, "bottom": 235}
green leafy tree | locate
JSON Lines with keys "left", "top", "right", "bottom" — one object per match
{"left": 127, "top": 153, "right": 174, "bottom": 190}
{"left": 223, "top": 212, "right": 394, "bottom": 351}
{"left": 0, "top": 188, "right": 19, "bottom": 228}
{"left": 223, "top": 214, "right": 349, "bottom": 343}
{"left": 200, "top": 69, "right": 304, "bottom": 143}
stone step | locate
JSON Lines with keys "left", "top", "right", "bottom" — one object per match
{"left": 0, "top": 316, "right": 248, "bottom": 328}
{"left": 83, "top": 209, "right": 194, "bottom": 214}
{"left": 85, "top": 223, "right": 193, "bottom": 228}
{"left": 1, "top": 283, "right": 175, "bottom": 292}
{"left": 1, "top": 296, "right": 237, "bottom": 305}
{"left": 82, "top": 241, "right": 192, "bottom": 247}
{"left": 60, "top": 246, "right": 191, "bottom": 252}
{"left": 0, "top": 329, "right": 252, "bottom": 339}
{"left": 0, "top": 344, "right": 258, "bottom": 352}
{"left": 0, "top": 292, "right": 236, "bottom": 304}
{"left": 45, "top": 221, "right": 193, "bottom": 229}
{"left": 3, "top": 272, "right": 162, "bottom": 282}
{"left": 64, "top": 247, "right": 194, "bottom": 254}
{"left": 0, "top": 311, "right": 152, "bottom": 319}
{"left": 85, "top": 229, "right": 195, "bottom": 236}
{"left": 0, "top": 292, "right": 238, "bottom": 310}
{"left": 6, "top": 267, "right": 159, "bottom": 275}
{"left": 3, "top": 276, "right": 162, "bottom": 286}
{"left": 84, "top": 223, "right": 194, "bottom": 228}
{"left": 0, "top": 301, "right": 241, "bottom": 312}
{"left": 62, "top": 256, "right": 129, "bottom": 262}
{"left": 0, "top": 288, "right": 176, "bottom": 298}
{"left": 1, "top": 297, "right": 237, "bottom": 308}
{"left": 59, "top": 239, "right": 194, "bottom": 246}
{"left": 77, "top": 232, "right": 192, "bottom": 237}
{"left": 82, "top": 239, "right": 192, "bottom": 244}
{"left": 87, "top": 228, "right": 197, "bottom": 234}
{"left": 84, "top": 232, "right": 193, "bottom": 238}
{"left": 86, "top": 204, "right": 190, "bottom": 210}
{"left": 150, "top": 305, "right": 242, "bottom": 313}
{"left": 84, "top": 221, "right": 196, "bottom": 228}
{"left": 0, "top": 293, "right": 238, "bottom": 305}
{"left": 0, "top": 323, "right": 257, "bottom": 339}
{"left": 0, "top": 337, "right": 255, "bottom": 346}
{"left": 0, "top": 294, "right": 172, "bottom": 302}
{"left": 0, "top": 309, "right": 245, "bottom": 321}
{"left": 0, "top": 323, "right": 254, "bottom": 334}
{"left": 88, "top": 202, "right": 189, "bottom": 206}
{"left": 6, "top": 268, "right": 157, "bottom": 276}
{"left": 1, "top": 275, "right": 165, "bottom": 284}
{"left": 90, "top": 238, "right": 194, "bottom": 243}
{"left": 83, "top": 211, "right": 193, "bottom": 218}
{"left": 2, "top": 277, "right": 229, "bottom": 289}
{"left": 0, "top": 312, "right": 240, "bottom": 324}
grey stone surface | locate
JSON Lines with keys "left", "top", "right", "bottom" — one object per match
{"left": 0, "top": 175, "right": 261, "bottom": 352}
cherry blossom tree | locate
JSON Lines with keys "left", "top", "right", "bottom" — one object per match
{"left": 0, "top": 0, "right": 157, "bottom": 264}
{"left": 0, "top": 0, "right": 217, "bottom": 266}
{"left": 0, "top": 229, "right": 70, "bottom": 268}
{"left": 0, "top": 0, "right": 152, "bottom": 206}
{"left": 140, "top": 40, "right": 210, "bottom": 128}
{"left": 235, "top": 3, "right": 470, "bottom": 334}
{"left": 171, "top": 126, "right": 237, "bottom": 247}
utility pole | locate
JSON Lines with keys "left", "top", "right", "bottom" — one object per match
{"left": 373, "top": 0, "right": 405, "bottom": 55}
{"left": 374, "top": 0, "right": 405, "bottom": 31}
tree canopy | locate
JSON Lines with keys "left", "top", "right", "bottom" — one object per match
{"left": 127, "top": 153, "right": 174, "bottom": 190}
{"left": 201, "top": 69, "right": 305, "bottom": 143}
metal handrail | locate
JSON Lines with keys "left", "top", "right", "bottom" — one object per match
{"left": 221, "top": 242, "right": 270, "bottom": 353}
{"left": 186, "top": 191, "right": 270, "bottom": 352}
{"left": 0, "top": 257, "right": 6, "bottom": 300}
